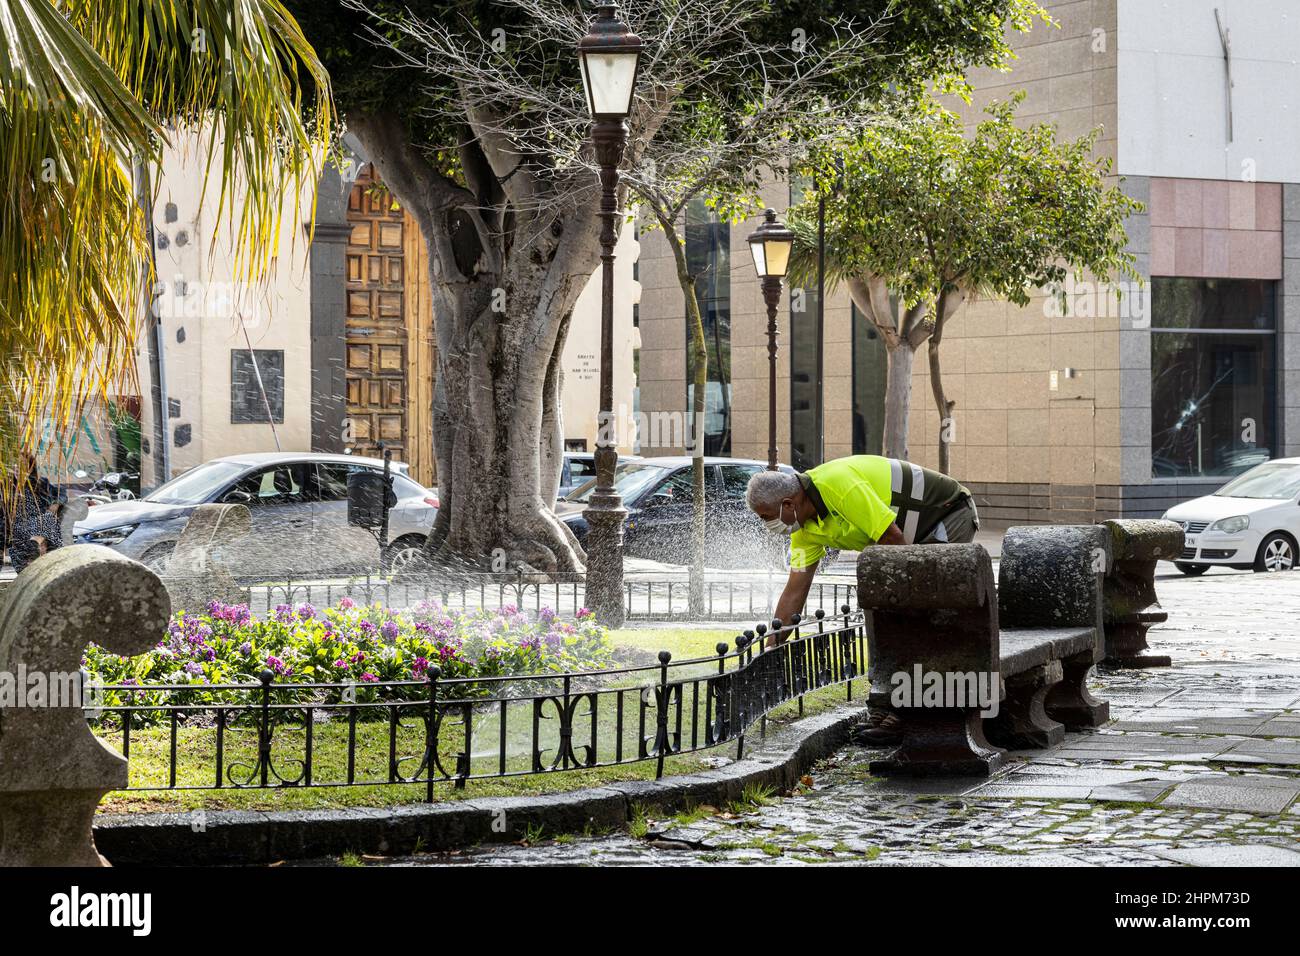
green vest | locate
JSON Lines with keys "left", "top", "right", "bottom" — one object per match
{"left": 788, "top": 455, "right": 967, "bottom": 569}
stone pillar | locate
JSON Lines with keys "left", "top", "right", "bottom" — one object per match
{"left": 0, "top": 546, "right": 170, "bottom": 866}
{"left": 309, "top": 161, "right": 354, "bottom": 454}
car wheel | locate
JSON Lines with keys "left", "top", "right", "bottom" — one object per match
{"left": 141, "top": 544, "right": 175, "bottom": 575}
{"left": 1174, "top": 562, "right": 1209, "bottom": 576}
{"left": 382, "top": 535, "right": 428, "bottom": 575}
{"left": 1254, "top": 533, "right": 1296, "bottom": 573}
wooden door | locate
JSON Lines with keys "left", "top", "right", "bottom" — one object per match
{"left": 345, "top": 165, "right": 409, "bottom": 462}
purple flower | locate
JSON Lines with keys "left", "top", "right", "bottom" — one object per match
{"left": 412, "top": 657, "right": 429, "bottom": 678}
{"left": 380, "top": 620, "right": 400, "bottom": 641}
{"left": 333, "top": 659, "right": 348, "bottom": 669}
{"left": 184, "top": 662, "right": 203, "bottom": 676}
{"left": 207, "top": 601, "right": 252, "bottom": 625}
{"left": 359, "top": 672, "right": 378, "bottom": 683}
{"left": 238, "top": 641, "right": 252, "bottom": 656}
{"left": 297, "top": 603, "right": 316, "bottom": 620}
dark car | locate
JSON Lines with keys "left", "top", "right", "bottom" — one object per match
{"left": 558, "top": 456, "right": 795, "bottom": 568}
{"left": 557, "top": 452, "right": 642, "bottom": 499}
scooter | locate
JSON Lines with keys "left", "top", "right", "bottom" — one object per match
{"left": 74, "top": 471, "right": 139, "bottom": 507}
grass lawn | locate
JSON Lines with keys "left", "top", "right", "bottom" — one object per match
{"left": 97, "top": 626, "right": 862, "bottom": 814}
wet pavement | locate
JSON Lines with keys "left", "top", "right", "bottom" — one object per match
{"left": 371, "top": 565, "right": 1300, "bottom": 866}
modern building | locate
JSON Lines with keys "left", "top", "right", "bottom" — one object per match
{"left": 635, "top": 0, "right": 1300, "bottom": 523}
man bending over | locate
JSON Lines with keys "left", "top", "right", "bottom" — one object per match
{"left": 745, "top": 455, "right": 980, "bottom": 743}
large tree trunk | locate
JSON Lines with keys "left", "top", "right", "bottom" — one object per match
{"left": 351, "top": 112, "right": 602, "bottom": 574}
{"left": 882, "top": 342, "right": 915, "bottom": 460}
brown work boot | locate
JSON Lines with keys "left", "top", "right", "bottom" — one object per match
{"left": 850, "top": 709, "right": 904, "bottom": 747}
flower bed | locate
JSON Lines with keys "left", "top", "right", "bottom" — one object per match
{"left": 84, "top": 599, "right": 614, "bottom": 714}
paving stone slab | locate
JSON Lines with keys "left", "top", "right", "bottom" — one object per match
{"left": 1090, "top": 781, "right": 1178, "bottom": 803}
{"left": 1216, "top": 738, "right": 1300, "bottom": 766}
{"left": 1256, "top": 717, "right": 1300, "bottom": 737}
{"left": 1161, "top": 778, "right": 1300, "bottom": 815}
{"left": 1107, "top": 718, "right": 1272, "bottom": 735}
{"left": 1150, "top": 844, "right": 1300, "bottom": 867}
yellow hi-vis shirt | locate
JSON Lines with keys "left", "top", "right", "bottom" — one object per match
{"left": 787, "top": 455, "right": 967, "bottom": 570}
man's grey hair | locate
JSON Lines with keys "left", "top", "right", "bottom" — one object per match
{"left": 745, "top": 470, "right": 802, "bottom": 513}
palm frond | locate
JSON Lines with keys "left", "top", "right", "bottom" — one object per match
{"left": 0, "top": 0, "right": 333, "bottom": 478}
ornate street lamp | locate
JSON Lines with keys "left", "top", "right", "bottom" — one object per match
{"left": 578, "top": 4, "right": 642, "bottom": 627}
{"left": 747, "top": 208, "right": 795, "bottom": 471}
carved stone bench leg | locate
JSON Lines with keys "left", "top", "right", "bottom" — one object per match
{"left": 1045, "top": 648, "right": 1110, "bottom": 728}
{"left": 986, "top": 662, "right": 1065, "bottom": 750}
{"left": 869, "top": 708, "right": 1005, "bottom": 777}
{"left": 0, "top": 791, "right": 111, "bottom": 867}
{"left": 1103, "top": 617, "right": 1172, "bottom": 669}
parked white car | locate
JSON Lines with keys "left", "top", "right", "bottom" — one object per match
{"left": 1162, "top": 457, "right": 1300, "bottom": 575}
{"left": 73, "top": 452, "right": 438, "bottom": 578}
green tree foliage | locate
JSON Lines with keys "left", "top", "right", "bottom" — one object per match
{"left": 790, "top": 94, "right": 1142, "bottom": 472}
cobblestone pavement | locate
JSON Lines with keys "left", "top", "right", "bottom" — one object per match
{"left": 380, "top": 565, "right": 1300, "bottom": 867}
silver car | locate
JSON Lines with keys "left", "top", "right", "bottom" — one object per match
{"left": 73, "top": 452, "right": 438, "bottom": 578}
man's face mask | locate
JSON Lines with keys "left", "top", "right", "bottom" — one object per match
{"left": 763, "top": 500, "right": 799, "bottom": 535}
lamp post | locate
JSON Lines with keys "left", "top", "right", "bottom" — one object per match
{"left": 578, "top": 4, "right": 642, "bottom": 627}
{"left": 747, "top": 208, "right": 795, "bottom": 471}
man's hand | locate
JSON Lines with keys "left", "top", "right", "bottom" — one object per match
{"left": 877, "top": 523, "right": 906, "bottom": 546}
{"left": 769, "top": 559, "right": 819, "bottom": 647}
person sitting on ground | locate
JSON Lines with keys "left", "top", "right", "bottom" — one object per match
{"left": 745, "top": 454, "right": 980, "bottom": 745}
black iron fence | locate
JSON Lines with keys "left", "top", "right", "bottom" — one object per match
{"left": 233, "top": 570, "right": 860, "bottom": 622}
{"left": 91, "top": 608, "right": 865, "bottom": 797}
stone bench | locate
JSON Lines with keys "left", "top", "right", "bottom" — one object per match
{"left": 0, "top": 545, "right": 170, "bottom": 865}
{"left": 1100, "top": 518, "right": 1184, "bottom": 668}
{"left": 858, "top": 525, "right": 1111, "bottom": 777}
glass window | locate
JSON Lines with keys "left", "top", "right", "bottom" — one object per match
{"left": 685, "top": 198, "right": 731, "bottom": 456}
{"left": 568, "top": 463, "right": 669, "bottom": 503}
{"left": 1215, "top": 462, "right": 1300, "bottom": 500}
{"left": 1151, "top": 278, "right": 1276, "bottom": 330}
{"left": 231, "top": 349, "right": 285, "bottom": 424}
{"left": 720, "top": 464, "right": 760, "bottom": 499}
{"left": 1150, "top": 278, "right": 1277, "bottom": 479}
{"left": 226, "top": 464, "right": 309, "bottom": 505}
{"left": 313, "top": 463, "right": 375, "bottom": 502}
{"left": 144, "top": 461, "right": 247, "bottom": 504}
{"left": 568, "top": 457, "right": 596, "bottom": 483}
{"left": 852, "top": 304, "right": 887, "bottom": 456}
{"left": 652, "top": 468, "right": 698, "bottom": 503}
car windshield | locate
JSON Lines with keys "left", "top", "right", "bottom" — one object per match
{"left": 145, "top": 461, "right": 249, "bottom": 505}
{"left": 1215, "top": 462, "right": 1300, "bottom": 500}
{"left": 567, "top": 464, "right": 670, "bottom": 503}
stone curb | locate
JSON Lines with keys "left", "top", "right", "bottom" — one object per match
{"left": 93, "top": 701, "right": 869, "bottom": 865}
